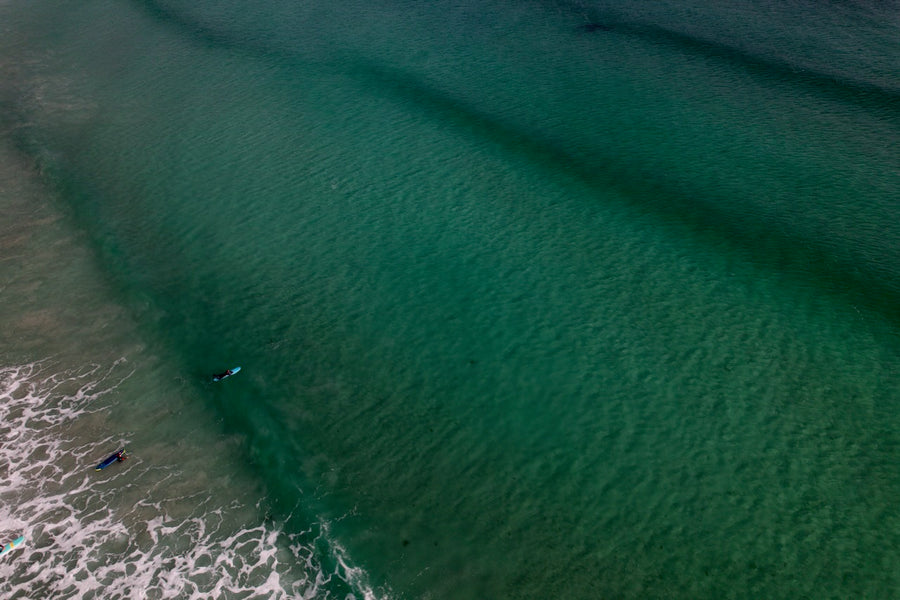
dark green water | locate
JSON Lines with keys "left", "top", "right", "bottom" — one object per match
{"left": 2, "top": 0, "right": 899, "bottom": 598}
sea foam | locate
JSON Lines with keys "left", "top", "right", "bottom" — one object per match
{"left": 0, "top": 362, "right": 384, "bottom": 599}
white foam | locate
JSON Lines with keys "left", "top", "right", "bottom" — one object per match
{"left": 320, "top": 520, "right": 384, "bottom": 600}
{"left": 0, "top": 362, "right": 391, "bottom": 599}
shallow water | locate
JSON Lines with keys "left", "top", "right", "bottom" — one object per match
{"left": 2, "top": 0, "right": 899, "bottom": 598}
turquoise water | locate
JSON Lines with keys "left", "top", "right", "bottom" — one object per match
{"left": 2, "top": 0, "right": 900, "bottom": 598}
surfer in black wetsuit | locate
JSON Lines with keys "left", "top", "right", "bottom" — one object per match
{"left": 96, "top": 448, "right": 127, "bottom": 470}
{"left": 215, "top": 369, "right": 233, "bottom": 380}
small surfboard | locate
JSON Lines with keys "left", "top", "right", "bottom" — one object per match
{"left": 0, "top": 536, "right": 25, "bottom": 557}
{"left": 213, "top": 366, "right": 241, "bottom": 382}
{"left": 96, "top": 448, "right": 127, "bottom": 471}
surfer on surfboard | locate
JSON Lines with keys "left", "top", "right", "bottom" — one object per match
{"left": 96, "top": 448, "right": 127, "bottom": 471}
{"left": 212, "top": 366, "right": 241, "bottom": 382}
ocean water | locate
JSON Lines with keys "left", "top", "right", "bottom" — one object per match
{"left": 1, "top": 1, "right": 899, "bottom": 598}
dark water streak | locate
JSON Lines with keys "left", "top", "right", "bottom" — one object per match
{"left": 113, "top": 0, "right": 900, "bottom": 337}
{"left": 562, "top": 0, "right": 900, "bottom": 117}
{"left": 624, "top": 22, "right": 899, "bottom": 118}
